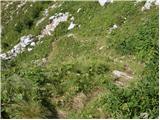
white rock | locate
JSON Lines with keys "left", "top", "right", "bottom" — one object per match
{"left": 77, "top": 8, "right": 81, "bottom": 13}
{"left": 140, "top": 113, "right": 149, "bottom": 119}
{"left": 144, "top": 2, "right": 152, "bottom": 9}
{"left": 1, "top": 12, "right": 70, "bottom": 60}
{"left": 12, "top": 44, "right": 22, "bottom": 53}
{"left": 98, "top": 0, "right": 113, "bottom": 6}
{"left": 36, "top": 17, "right": 45, "bottom": 26}
{"left": 113, "top": 70, "right": 133, "bottom": 79}
{"left": 99, "top": 46, "right": 105, "bottom": 50}
{"left": 44, "top": 9, "right": 49, "bottom": 16}
{"left": 50, "top": 4, "right": 57, "bottom": 9}
{"left": 49, "top": 15, "right": 55, "bottom": 20}
{"left": 37, "top": 35, "right": 44, "bottom": 40}
{"left": 67, "top": 33, "right": 74, "bottom": 37}
{"left": 113, "top": 24, "right": 118, "bottom": 29}
{"left": 0, "top": 34, "right": 34, "bottom": 60}
{"left": 155, "top": 0, "right": 160, "bottom": 5}
{"left": 42, "top": 58, "right": 47, "bottom": 62}
{"left": 17, "top": 1, "right": 27, "bottom": 8}
{"left": 70, "top": 16, "right": 74, "bottom": 21}
{"left": 141, "top": 0, "right": 157, "bottom": 11}
{"left": 27, "top": 48, "right": 33, "bottom": 52}
{"left": 68, "top": 21, "right": 76, "bottom": 30}
{"left": 109, "top": 24, "right": 118, "bottom": 33}
{"left": 57, "top": 3, "right": 62, "bottom": 8}
{"left": 42, "top": 12, "right": 69, "bottom": 36}
{"left": 30, "top": 42, "right": 36, "bottom": 46}
{"left": 0, "top": 53, "right": 7, "bottom": 60}
{"left": 136, "top": 0, "right": 143, "bottom": 2}
{"left": 20, "top": 35, "right": 33, "bottom": 46}
{"left": 59, "top": 13, "right": 63, "bottom": 16}
{"left": 134, "top": 0, "right": 143, "bottom": 5}
{"left": 98, "top": 0, "right": 107, "bottom": 6}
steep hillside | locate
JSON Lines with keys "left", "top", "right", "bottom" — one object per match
{"left": 1, "top": 0, "right": 159, "bottom": 119}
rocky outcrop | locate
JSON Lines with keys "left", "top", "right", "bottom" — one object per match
{"left": 68, "top": 21, "right": 76, "bottom": 30}
{"left": 113, "top": 70, "right": 133, "bottom": 86}
{"left": 109, "top": 24, "right": 118, "bottom": 33}
{"left": 141, "top": 0, "right": 159, "bottom": 11}
{"left": 41, "top": 12, "right": 69, "bottom": 36}
{"left": 1, "top": 12, "right": 71, "bottom": 60}
{"left": 98, "top": 0, "right": 113, "bottom": 6}
{"left": 113, "top": 70, "right": 133, "bottom": 80}
{"left": 0, "top": 34, "right": 34, "bottom": 60}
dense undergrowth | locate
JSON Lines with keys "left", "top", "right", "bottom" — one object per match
{"left": 1, "top": 1, "right": 159, "bottom": 119}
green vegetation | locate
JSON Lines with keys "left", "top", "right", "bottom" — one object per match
{"left": 1, "top": 1, "right": 158, "bottom": 119}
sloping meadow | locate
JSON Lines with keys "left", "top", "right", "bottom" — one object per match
{"left": 1, "top": 1, "right": 159, "bottom": 119}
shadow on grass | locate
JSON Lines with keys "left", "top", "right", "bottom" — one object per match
{"left": 1, "top": 110, "right": 10, "bottom": 119}
{"left": 41, "top": 99, "right": 59, "bottom": 119}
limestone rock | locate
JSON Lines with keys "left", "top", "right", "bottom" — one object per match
{"left": 68, "top": 21, "right": 76, "bottom": 30}
{"left": 98, "top": 0, "right": 113, "bottom": 6}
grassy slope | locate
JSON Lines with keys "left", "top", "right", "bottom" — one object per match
{"left": 1, "top": 1, "right": 158, "bottom": 119}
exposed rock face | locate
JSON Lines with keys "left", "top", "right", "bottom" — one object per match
{"left": 113, "top": 70, "right": 133, "bottom": 86}
{"left": 139, "top": 113, "right": 149, "bottom": 119}
{"left": 17, "top": 1, "right": 27, "bottom": 9}
{"left": 113, "top": 70, "right": 133, "bottom": 80}
{"left": 1, "top": 13, "right": 70, "bottom": 60}
{"left": 68, "top": 21, "right": 76, "bottom": 30}
{"left": 2, "top": 0, "right": 158, "bottom": 61}
{"left": 35, "top": 3, "right": 62, "bottom": 27}
{"left": 0, "top": 34, "right": 34, "bottom": 60}
{"left": 36, "top": 17, "right": 45, "bottom": 26}
{"left": 27, "top": 48, "right": 33, "bottom": 52}
{"left": 155, "top": 0, "right": 160, "bottom": 5}
{"left": 109, "top": 24, "right": 118, "bottom": 33}
{"left": 141, "top": 0, "right": 159, "bottom": 11}
{"left": 68, "top": 16, "right": 76, "bottom": 30}
{"left": 77, "top": 8, "right": 81, "bottom": 13}
{"left": 98, "top": 0, "right": 113, "bottom": 6}
{"left": 41, "top": 12, "right": 69, "bottom": 36}
{"left": 30, "top": 42, "right": 35, "bottom": 46}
